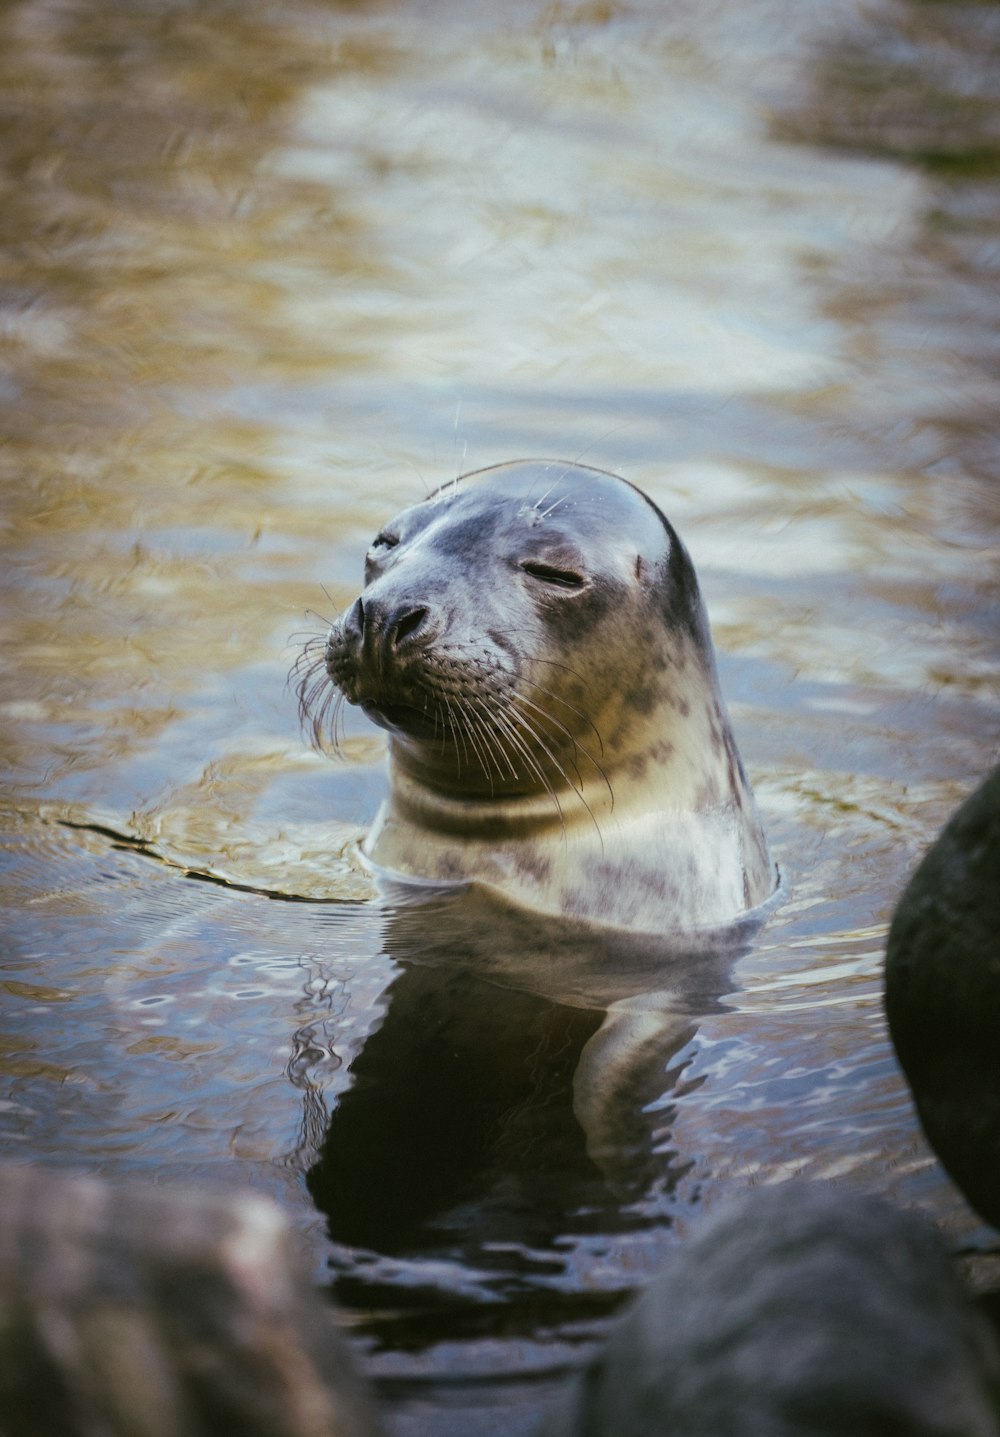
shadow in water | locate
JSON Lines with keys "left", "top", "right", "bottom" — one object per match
{"left": 308, "top": 963, "right": 609, "bottom": 1254}
{"left": 304, "top": 883, "right": 769, "bottom": 1342}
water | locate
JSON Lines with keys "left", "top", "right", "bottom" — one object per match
{"left": 1, "top": 0, "right": 998, "bottom": 1431}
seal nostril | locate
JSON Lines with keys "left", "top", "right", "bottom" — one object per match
{"left": 391, "top": 605, "right": 428, "bottom": 648}
{"left": 346, "top": 596, "right": 366, "bottom": 640}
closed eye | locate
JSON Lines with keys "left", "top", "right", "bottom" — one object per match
{"left": 371, "top": 530, "right": 399, "bottom": 550}
{"left": 520, "top": 560, "right": 586, "bottom": 590}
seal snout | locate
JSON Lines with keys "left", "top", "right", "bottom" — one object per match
{"left": 322, "top": 587, "right": 443, "bottom": 739}
{"left": 340, "top": 593, "right": 436, "bottom": 660}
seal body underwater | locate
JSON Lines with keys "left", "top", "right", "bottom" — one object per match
{"left": 300, "top": 460, "right": 775, "bottom": 933}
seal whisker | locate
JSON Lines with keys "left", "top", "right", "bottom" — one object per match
{"left": 465, "top": 673, "right": 554, "bottom": 790}
{"left": 295, "top": 663, "right": 333, "bottom": 748}
{"left": 452, "top": 398, "right": 469, "bottom": 484}
{"left": 529, "top": 459, "right": 589, "bottom": 508}
{"left": 292, "top": 634, "right": 353, "bottom": 755}
{"left": 512, "top": 681, "right": 603, "bottom": 763}
{"left": 312, "top": 688, "right": 342, "bottom": 752}
{"left": 289, "top": 658, "right": 317, "bottom": 706}
{"left": 480, "top": 706, "right": 528, "bottom": 801}
{"left": 479, "top": 695, "right": 568, "bottom": 830}
{"left": 453, "top": 695, "right": 500, "bottom": 797}
{"left": 462, "top": 695, "right": 518, "bottom": 786}
{"left": 568, "top": 425, "right": 629, "bottom": 470}
{"left": 528, "top": 478, "right": 562, "bottom": 513}
{"left": 287, "top": 626, "right": 330, "bottom": 655}
{"left": 433, "top": 700, "right": 449, "bottom": 757}
{"left": 441, "top": 695, "right": 469, "bottom": 776}
{"left": 455, "top": 700, "right": 484, "bottom": 779}
{"left": 537, "top": 494, "right": 570, "bottom": 520}
{"left": 314, "top": 686, "right": 343, "bottom": 752}
{"left": 507, "top": 692, "right": 588, "bottom": 793}
{"left": 431, "top": 643, "right": 604, "bottom": 761}
{"left": 288, "top": 634, "right": 326, "bottom": 686}
{"left": 296, "top": 644, "right": 327, "bottom": 678}
{"left": 498, "top": 694, "right": 602, "bottom": 833}
{"left": 473, "top": 693, "right": 554, "bottom": 794}
{"left": 510, "top": 687, "right": 614, "bottom": 808}
{"left": 517, "top": 664, "right": 608, "bottom": 758}
{"left": 508, "top": 707, "right": 600, "bottom": 839}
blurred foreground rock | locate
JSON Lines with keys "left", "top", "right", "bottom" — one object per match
{"left": 538, "top": 1183, "right": 1000, "bottom": 1437}
{"left": 885, "top": 766, "right": 1000, "bottom": 1229}
{"left": 0, "top": 1163, "right": 381, "bottom": 1437}
{"left": 5, "top": 1152, "right": 1000, "bottom": 1435}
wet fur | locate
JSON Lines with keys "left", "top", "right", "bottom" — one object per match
{"left": 297, "top": 460, "right": 774, "bottom": 933}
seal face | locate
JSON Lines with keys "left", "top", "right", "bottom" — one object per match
{"left": 299, "top": 460, "right": 774, "bottom": 932}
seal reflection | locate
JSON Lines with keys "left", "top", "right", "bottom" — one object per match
{"left": 307, "top": 960, "right": 608, "bottom": 1255}
{"left": 306, "top": 883, "right": 760, "bottom": 1325}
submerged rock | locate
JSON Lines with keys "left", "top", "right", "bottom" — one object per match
{"left": 538, "top": 1183, "right": 1000, "bottom": 1437}
{"left": 0, "top": 1163, "right": 381, "bottom": 1437}
{"left": 885, "top": 766, "right": 1000, "bottom": 1228}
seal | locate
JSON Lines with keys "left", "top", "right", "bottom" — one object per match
{"left": 298, "top": 460, "right": 774, "bottom": 932}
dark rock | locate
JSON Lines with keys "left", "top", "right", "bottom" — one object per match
{"left": 885, "top": 766, "right": 1000, "bottom": 1228}
{"left": 0, "top": 1163, "right": 381, "bottom": 1437}
{"left": 538, "top": 1183, "right": 1000, "bottom": 1437}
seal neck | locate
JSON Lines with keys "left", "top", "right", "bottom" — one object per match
{"left": 385, "top": 749, "right": 612, "bottom": 840}
{"left": 387, "top": 728, "right": 605, "bottom": 809}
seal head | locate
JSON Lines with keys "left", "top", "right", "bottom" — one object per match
{"left": 302, "top": 461, "right": 774, "bottom": 932}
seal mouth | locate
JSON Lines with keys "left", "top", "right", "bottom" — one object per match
{"left": 360, "top": 699, "right": 437, "bottom": 740}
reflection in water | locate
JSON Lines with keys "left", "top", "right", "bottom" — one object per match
{"left": 304, "top": 884, "right": 759, "bottom": 1339}
{"left": 310, "top": 965, "right": 609, "bottom": 1256}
